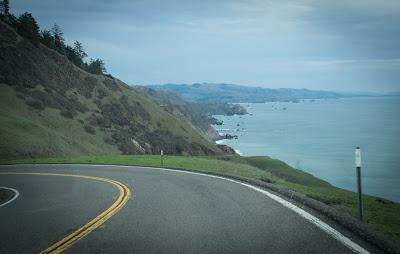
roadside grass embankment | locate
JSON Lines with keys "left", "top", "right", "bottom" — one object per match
{"left": 1, "top": 154, "right": 399, "bottom": 240}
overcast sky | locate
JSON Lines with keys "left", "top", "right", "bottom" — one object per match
{"left": 12, "top": 0, "right": 400, "bottom": 92}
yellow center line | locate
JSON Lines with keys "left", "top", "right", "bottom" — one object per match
{"left": 0, "top": 172, "right": 132, "bottom": 254}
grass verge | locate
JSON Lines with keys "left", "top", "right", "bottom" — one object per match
{"left": 1, "top": 154, "right": 399, "bottom": 239}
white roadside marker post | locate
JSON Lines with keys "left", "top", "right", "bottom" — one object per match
{"left": 161, "top": 149, "right": 164, "bottom": 167}
{"left": 355, "top": 146, "right": 363, "bottom": 221}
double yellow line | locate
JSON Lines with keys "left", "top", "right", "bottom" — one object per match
{"left": 0, "top": 172, "right": 131, "bottom": 254}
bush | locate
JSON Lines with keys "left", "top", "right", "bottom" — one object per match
{"left": 103, "top": 73, "right": 114, "bottom": 79}
{"left": 85, "top": 58, "right": 106, "bottom": 75}
{"left": 103, "top": 137, "right": 114, "bottom": 145}
{"left": 60, "top": 109, "right": 75, "bottom": 119}
{"left": 26, "top": 99, "right": 44, "bottom": 110}
{"left": 103, "top": 78, "right": 120, "bottom": 91}
{"left": 97, "top": 88, "right": 107, "bottom": 99}
{"left": 84, "top": 125, "right": 96, "bottom": 135}
{"left": 258, "top": 176, "right": 276, "bottom": 184}
{"left": 79, "top": 76, "right": 97, "bottom": 98}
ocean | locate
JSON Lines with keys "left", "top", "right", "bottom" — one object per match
{"left": 213, "top": 96, "right": 400, "bottom": 202}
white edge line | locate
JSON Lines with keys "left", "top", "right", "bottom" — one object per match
{"left": 0, "top": 187, "right": 19, "bottom": 207}
{"left": 1, "top": 163, "right": 369, "bottom": 253}
{"left": 154, "top": 167, "right": 370, "bottom": 254}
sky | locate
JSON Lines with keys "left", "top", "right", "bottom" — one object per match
{"left": 12, "top": 0, "right": 400, "bottom": 92}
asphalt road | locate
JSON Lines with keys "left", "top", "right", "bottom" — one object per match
{"left": 0, "top": 164, "right": 372, "bottom": 254}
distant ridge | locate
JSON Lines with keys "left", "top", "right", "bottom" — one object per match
{"left": 148, "top": 83, "right": 368, "bottom": 103}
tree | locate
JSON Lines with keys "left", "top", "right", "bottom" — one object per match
{"left": 51, "top": 23, "right": 65, "bottom": 54}
{"left": 65, "top": 45, "right": 84, "bottom": 67}
{"left": 62, "top": 41, "right": 87, "bottom": 68}
{"left": 17, "top": 12, "right": 40, "bottom": 46}
{"left": 3, "top": 0, "right": 9, "bottom": 15}
{"left": 73, "top": 40, "right": 87, "bottom": 59}
{"left": 0, "top": 0, "right": 9, "bottom": 15}
{"left": 86, "top": 58, "right": 106, "bottom": 74}
{"left": 40, "top": 29, "right": 54, "bottom": 48}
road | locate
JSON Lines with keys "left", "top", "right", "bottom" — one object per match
{"left": 0, "top": 164, "right": 373, "bottom": 254}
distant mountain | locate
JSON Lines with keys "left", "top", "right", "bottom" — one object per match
{"left": 0, "top": 20, "right": 224, "bottom": 159}
{"left": 148, "top": 83, "right": 361, "bottom": 103}
{"left": 385, "top": 91, "right": 400, "bottom": 96}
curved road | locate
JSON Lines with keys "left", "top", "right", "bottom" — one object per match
{"left": 0, "top": 164, "right": 376, "bottom": 254}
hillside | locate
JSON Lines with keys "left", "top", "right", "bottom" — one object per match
{"left": 133, "top": 86, "right": 221, "bottom": 141}
{"left": 148, "top": 83, "right": 353, "bottom": 103}
{"left": 0, "top": 20, "right": 223, "bottom": 159}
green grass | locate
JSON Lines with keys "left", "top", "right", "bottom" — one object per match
{"left": 0, "top": 80, "right": 221, "bottom": 159}
{"left": 2, "top": 155, "right": 271, "bottom": 180}
{"left": 0, "top": 85, "right": 120, "bottom": 158}
{"left": 2, "top": 154, "right": 399, "bottom": 239}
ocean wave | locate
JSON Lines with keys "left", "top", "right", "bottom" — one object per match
{"left": 234, "top": 149, "right": 243, "bottom": 155}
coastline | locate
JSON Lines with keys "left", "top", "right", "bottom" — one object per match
{"left": 210, "top": 97, "right": 400, "bottom": 203}
{"left": 215, "top": 139, "right": 242, "bottom": 155}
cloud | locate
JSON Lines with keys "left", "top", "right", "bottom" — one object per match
{"left": 11, "top": 0, "right": 400, "bottom": 92}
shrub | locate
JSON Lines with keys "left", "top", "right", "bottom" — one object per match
{"left": 78, "top": 76, "right": 96, "bottom": 98}
{"left": 103, "top": 78, "right": 120, "bottom": 91}
{"left": 60, "top": 109, "right": 75, "bottom": 119}
{"left": 26, "top": 99, "right": 44, "bottom": 110}
{"left": 84, "top": 125, "right": 96, "bottom": 135}
{"left": 97, "top": 88, "right": 107, "bottom": 99}
{"left": 103, "top": 136, "right": 114, "bottom": 145}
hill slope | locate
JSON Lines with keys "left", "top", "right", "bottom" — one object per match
{"left": 133, "top": 86, "right": 221, "bottom": 141}
{"left": 0, "top": 21, "right": 222, "bottom": 159}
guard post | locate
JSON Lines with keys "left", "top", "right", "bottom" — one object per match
{"left": 355, "top": 146, "right": 363, "bottom": 221}
{"left": 161, "top": 149, "right": 164, "bottom": 167}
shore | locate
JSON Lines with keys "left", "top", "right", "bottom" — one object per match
{"left": 210, "top": 98, "right": 400, "bottom": 203}
{"left": 216, "top": 139, "right": 242, "bottom": 155}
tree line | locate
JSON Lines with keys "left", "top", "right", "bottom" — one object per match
{"left": 0, "top": 0, "right": 107, "bottom": 75}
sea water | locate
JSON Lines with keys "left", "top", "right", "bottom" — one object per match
{"left": 213, "top": 96, "right": 400, "bottom": 202}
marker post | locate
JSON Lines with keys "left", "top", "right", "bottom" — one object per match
{"left": 355, "top": 146, "right": 363, "bottom": 221}
{"left": 160, "top": 149, "right": 164, "bottom": 167}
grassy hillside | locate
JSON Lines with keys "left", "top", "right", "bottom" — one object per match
{"left": 0, "top": 20, "right": 223, "bottom": 159}
{"left": 3, "top": 154, "right": 399, "bottom": 239}
{"left": 134, "top": 86, "right": 220, "bottom": 141}
{"left": 134, "top": 86, "right": 248, "bottom": 141}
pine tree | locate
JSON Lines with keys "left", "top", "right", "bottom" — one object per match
{"left": 65, "top": 45, "right": 81, "bottom": 66}
{"left": 17, "top": 12, "right": 40, "bottom": 46}
{"left": 73, "top": 40, "right": 87, "bottom": 59}
{"left": 40, "top": 29, "right": 54, "bottom": 48}
{"left": 51, "top": 23, "right": 65, "bottom": 54}
{"left": 3, "top": 0, "right": 9, "bottom": 15}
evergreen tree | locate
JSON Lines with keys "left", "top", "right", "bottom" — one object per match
{"left": 17, "top": 12, "right": 40, "bottom": 46}
{"left": 65, "top": 45, "right": 81, "bottom": 66}
{"left": 0, "top": 1, "right": 4, "bottom": 15}
{"left": 51, "top": 23, "right": 65, "bottom": 54}
{"left": 3, "top": 0, "right": 9, "bottom": 15}
{"left": 73, "top": 40, "right": 87, "bottom": 59}
{"left": 0, "top": 0, "right": 14, "bottom": 26}
{"left": 40, "top": 29, "right": 54, "bottom": 48}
